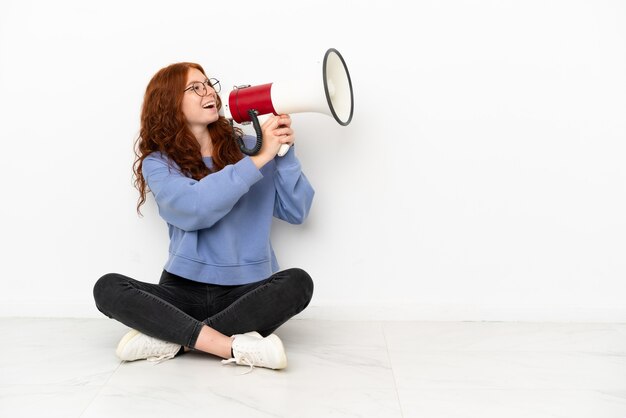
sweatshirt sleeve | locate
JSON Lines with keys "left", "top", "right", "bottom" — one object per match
{"left": 143, "top": 153, "right": 263, "bottom": 231}
{"left": 273, "top": 146, "right": 315, "bottom": 224}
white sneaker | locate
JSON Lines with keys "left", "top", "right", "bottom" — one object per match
{"left": 116, "top": 329, "right": 181, "bottom": 363}
{"left": 222, "top": 334, "right": 287, "bottom": 372}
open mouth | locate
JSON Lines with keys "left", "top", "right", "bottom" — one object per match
{"left": 202, "top": 101, "right": 216, "bottom": 109}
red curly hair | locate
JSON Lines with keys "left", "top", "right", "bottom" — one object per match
{"left": 133, "top": 62, "right": 243, "bottom": 214}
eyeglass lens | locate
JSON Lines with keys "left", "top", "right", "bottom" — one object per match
{"left": 191, "top": 83, "right": 207, "bottom": 96}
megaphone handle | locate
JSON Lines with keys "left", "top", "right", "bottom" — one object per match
{"left": 235, "top": 110, "right": 263, "bottom": 156}
{"left": 277, "top": 144, "right": 291, "bottom": 157}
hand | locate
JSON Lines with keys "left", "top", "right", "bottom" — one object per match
{"left": 251, "top": 114, "right": 295, "bottom": 168}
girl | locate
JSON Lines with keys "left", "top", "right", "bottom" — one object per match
{"left": 93, "top": 62, "right": 314, "bottom": 371}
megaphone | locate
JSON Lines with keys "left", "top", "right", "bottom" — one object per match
{"left": 220, "top": 48, "right": 354, "bottom": 156}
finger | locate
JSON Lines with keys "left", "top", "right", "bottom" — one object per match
{"left": 274, "top": 127, "right": 293, "bottom": 136}
{"left": 277, "top": 115, "right": 291, "bottom": 127}
{"left": 279, "top": 134, "right": 294, "bottom": 144}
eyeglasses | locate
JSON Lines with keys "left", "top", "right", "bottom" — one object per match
{"left": 184, "top": 78, "right": 221, "bottom": 96}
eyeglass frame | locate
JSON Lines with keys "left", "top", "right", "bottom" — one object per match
{"left": 184, "top": 78, "right": 221, "bottom": 96}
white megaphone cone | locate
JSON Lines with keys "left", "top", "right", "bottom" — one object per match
{"left": 220, "top": 48, "right": 354, "bottom": 156}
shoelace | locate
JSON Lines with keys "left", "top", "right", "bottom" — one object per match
{"left": 221, "top": 356, "right": 255, "bottom": 375}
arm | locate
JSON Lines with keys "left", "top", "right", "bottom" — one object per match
{"left": 273, "top": 146, "right": 315, "bottom": 224}
{"left": 143, "top": 153, "right": 263, "bottom": 231}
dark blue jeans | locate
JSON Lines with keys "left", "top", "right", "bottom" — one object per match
{"left": 93, "top": 268, "right": 313, "bottom": 349}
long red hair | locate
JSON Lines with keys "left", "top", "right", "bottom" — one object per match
{"left": 133, "top": 62, "right": 243, "bottom": 214}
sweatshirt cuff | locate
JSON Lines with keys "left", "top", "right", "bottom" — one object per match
{"left": 234, "top": 156, "right": 264, "bottom": 186}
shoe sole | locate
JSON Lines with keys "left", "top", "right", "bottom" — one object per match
{"left": 266, "top": 334, "right": 288, "bottom": 370}
{"left": 115, "top": 329, "right": 141, "bottom": 360}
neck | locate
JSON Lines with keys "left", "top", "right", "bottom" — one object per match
{"left": 192, "top": 126, "right": 213, "bottom": 157}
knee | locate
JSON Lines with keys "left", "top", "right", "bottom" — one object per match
{"left": 93, "top": 273, "right": 127, "bottom": 312}
{"left": 284, "top": 268, "right": 314, "bottom": 307}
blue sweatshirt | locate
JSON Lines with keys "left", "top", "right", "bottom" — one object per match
{"left": 142, "top": 139, "right": 314, "bottom": 285}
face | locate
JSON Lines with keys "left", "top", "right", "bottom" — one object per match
{"left": 181, "top": 68, "right": 219, "bottom": 130}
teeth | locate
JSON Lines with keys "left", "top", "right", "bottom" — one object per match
{"left": 202, "top": 102, "right": 215, "bottom": 109}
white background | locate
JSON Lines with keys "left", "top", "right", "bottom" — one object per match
{"left": 1, "top": 0, "right": 624, "bottom": 321}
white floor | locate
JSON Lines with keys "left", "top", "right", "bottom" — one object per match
{"left": 1, "top": 318, "right": 626, "bottom": 418}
